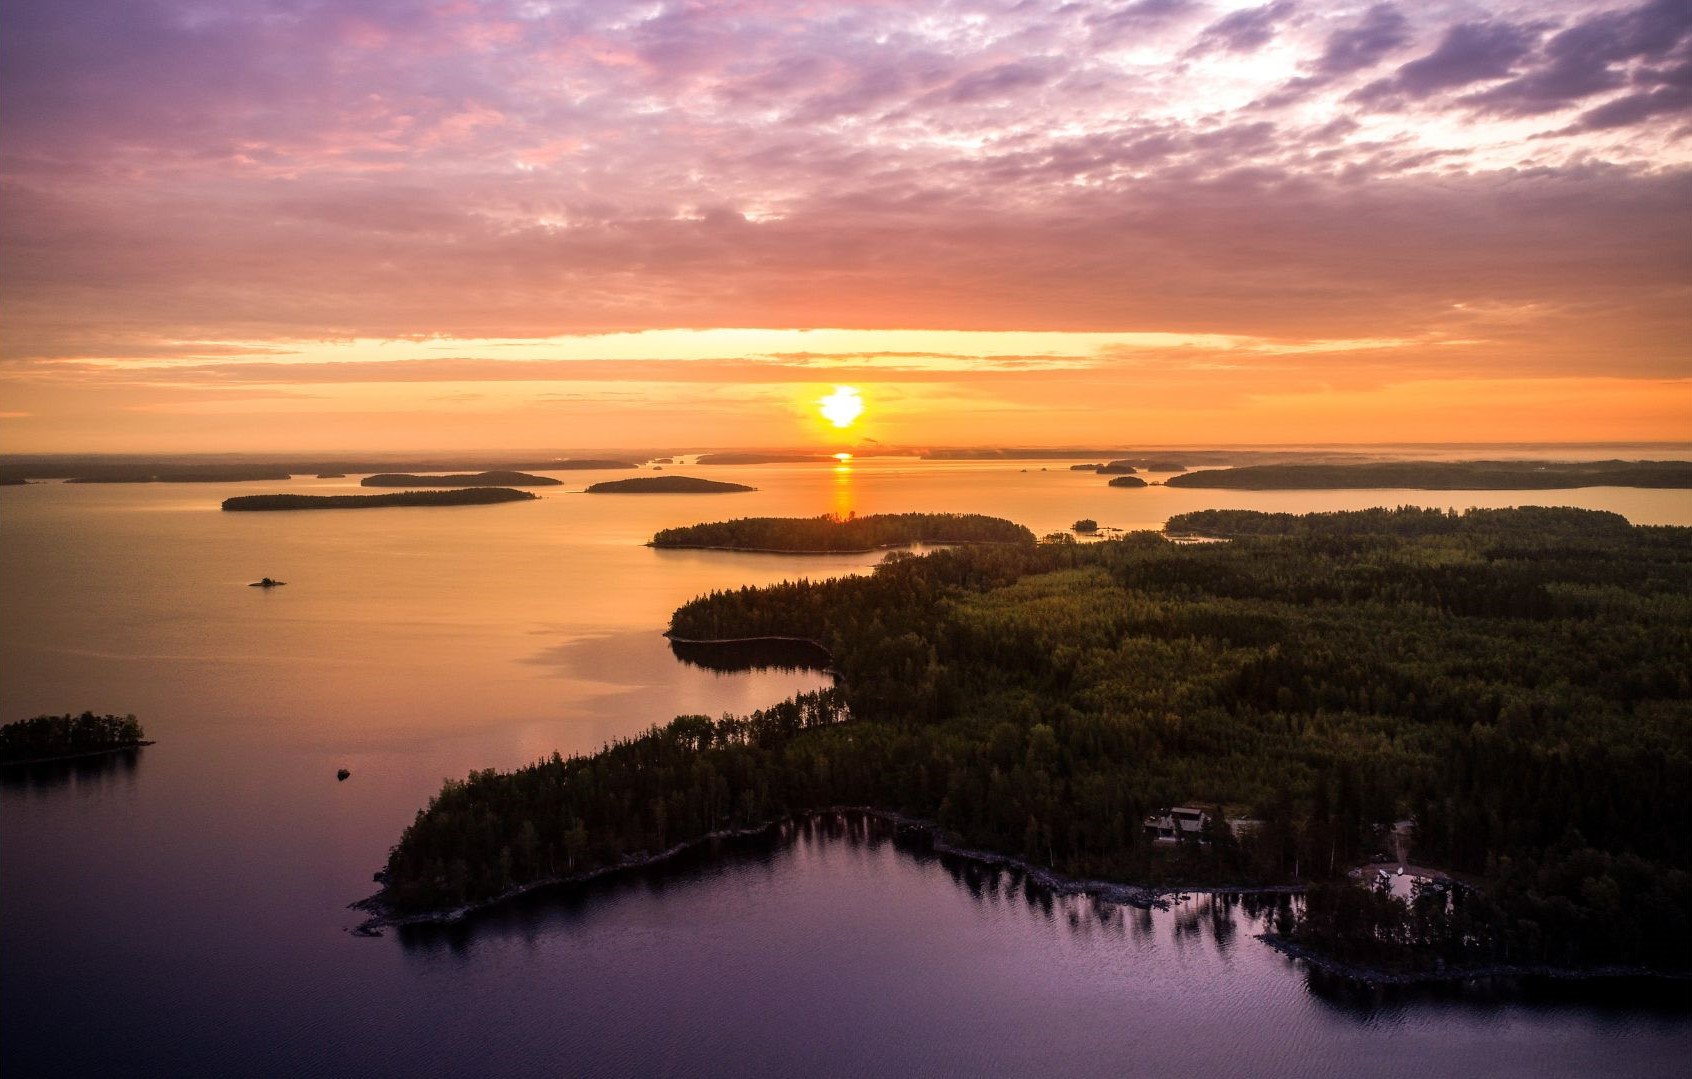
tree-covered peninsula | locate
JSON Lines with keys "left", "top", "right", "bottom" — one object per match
{"left": 1166, "top": 460, "right": 1692, "bottom": 490}
{"left": 369, "top": 507, "right": 1691, "bottom": 976}
{"left": 1, "top": 712, "right": 151, "bottom": 764}
{"left": 651, "top": 513, "right": 1035, "bottom": 552}
{"left": 585, "top": 476, "right": 755, "bottom": 494}
{"left": 223, "top": 488, "right": 538, "bottom": 510}
{"left": 361, "top": 470, "right": 562, "bottom": 487}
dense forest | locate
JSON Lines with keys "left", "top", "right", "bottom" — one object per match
{"left": 375, "top": 507, "right": 1692, "bottom": 973}
{"left": 361, "top": 471, "right": 562, "bottom": 487}
{"left": 1108, "top": 475, "right": 1147, "bottom": 488}
{"left": 0, "top": 713, "right": 149, "bottom": 763}
{"left": 652, "top": 513, "right": 1035, "bottom": 552}
{"left": 1166, "top": 460, "right": 1692, "bottom": 490}
{"left": 585, "top": 477, "right": 755, "bottom": 494}
{"left": 222, "top": 489, "right": 537, "bottom": 510}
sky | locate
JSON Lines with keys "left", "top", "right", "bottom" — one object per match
{"left": 1, "top": 0, "right": 1688, "bottom": 453}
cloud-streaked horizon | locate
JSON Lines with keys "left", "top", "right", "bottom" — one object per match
{"left": 2, "top": 0, "right": 1688, "bottom": 450}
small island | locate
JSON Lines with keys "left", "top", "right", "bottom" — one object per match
{"left": 1108, "top": 475, "right": 1148, "bottom": 488}
{"left": 315, "top": 472, "right": 346, "bottom": 479}
{"left": 1072, "top": 518, "right": 1099, "bottom": 533}
{"left": 1165, "top": 460, "right": 1692, "bottom": 490}
{"left": 585, "top": 476, "right": 755, "bottom": 494}
{"left": 652, "top": 513, "right": 1035, "bottom": 552}
{"left": 222, "top": 488, "right": 538, "bottom": 511}
{"left": 249, "top": 577, "right": 287, "bottom": 588}
{"left": 1, "top": 712, "right": 152, "bottom": 766}
{"left": 1097, "top": 460, "right": 1138, "bottom": 474}
{"left": 362, "top": 470, "right": 563, "bottom": 488}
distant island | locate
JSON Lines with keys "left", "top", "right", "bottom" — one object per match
{"left": 223, "top": 488, "right": 538, "bottom": 511}
{"left": 315, "top": 472, "right": 346, "bottom": 479}
{"left": 695, "top": 453, "right": 837, "bottom": 465}
{"left": 652, "top": 512, "right": 1035, "bottom": 552}
{"left": 1097, "top": 460, "right": 1138, "bottom": 474}
{"left": 66, "top": 466, "right": 292, "bottom": 483}
{"left": 1166, "top": 460, "right": 1692, "bottom": 490}
{"left": 363, "top": 506, "right": 1692, "bottom": 983}
{"left": 1, "top": 712, "right": 152, "bottom": 765}
{"left": 362, "top": 470, "right": 563, "bottom": 488}
{"left": 585, "top": 476, "right": 755, "bottom": 494}
{"left": 548, "top": 459, "right": 640, "bottom": 470}
{"left": 1108, "top": 475, "right": 1148, "bottom": 488}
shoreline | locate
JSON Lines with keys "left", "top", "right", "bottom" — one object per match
{"left": 0, "top": 741, "right": 155, "bottom": 767}
{"left": 648, "top": 539, "right": 1019, "bottom": 555}
{"left": 1257, "top": 933, "right": 1692, "bottom": 986}
{"left": 349, "top": 808, "right": 1688, "bottom": 986}
{"left": 349, "top": 806, "right": 1300, "bottom": 936}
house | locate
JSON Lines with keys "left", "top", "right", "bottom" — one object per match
{"left": 1144, "top": 806, "right": 1208, "bottom": 842}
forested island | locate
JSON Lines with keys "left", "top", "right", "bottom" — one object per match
{"left": 651, "top": 513, "right": 1035, "bottom": 552}
{"left": 364, "top": 506, "right": 1691, "bottom": 979}
{"left": 1166, "top": 460, "right": 1692, "bottom": 490}
{"left": 1108, "top": 475, "right": 1147, "bottom": 488}
{"left": 585, "top": 477, "right": 755, "bottom": 494}
{"left": 1, "top": 713, "right": 151, "bottom": 765}
{"left": 361, "top": 471, "right": 562, "bottom": 488}
{"left": 222, "top": 488, "right": 538, "bottom": 511}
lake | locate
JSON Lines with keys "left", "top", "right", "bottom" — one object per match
{"left": 3, "top": 457, "right": 1690, "bottom": 1076}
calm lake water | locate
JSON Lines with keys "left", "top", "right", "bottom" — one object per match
{"left": 3, "top": 457, "right": 1690, "bottom": 1077}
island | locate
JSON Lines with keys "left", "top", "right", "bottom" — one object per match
{"left": 1107, "top": 475, "right": 1148, "bottom": 488}
{"left": 1072, "top": 519, "right": 1099, "bottom": 533}
{"left": 1165, "top": 460, "right": 1692, "bottom": 490}
{"left": 249, "top": 577, "right": 286, "bottom": 588}
{"left": 584, "top": 477, "right": 755, "bottom": 494}
{"left": 546, "top": 459, "right": 640, "bottom": 470}
{"left": 222, "top": 488, "right": 538, "bottom": 511}
{"left": 651, "top": 513, "right": 1035, "bottom": 552}
{"left": 1, "top": 712, "right": 152, "bottom": 765}
{"left": 1097, "top": 460, "right": 1138, "bottom": 474}
{"left": 695, "top": 453, "right": 837, "bottom": 465}
{"left": 360, "top": 506, "right": 1692, "bottom": 983}
{"left": 315, "top": 472, "right": 346, "bottom": 479}
{"left": 361, "top": 470, "right": 563, "bottom": 488}
{"left": 66, "top": 466, "right": 292, "bottom": 483}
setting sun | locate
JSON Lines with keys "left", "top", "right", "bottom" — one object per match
{"left": 818, "top": 386, "right": 865, "bottom": 429}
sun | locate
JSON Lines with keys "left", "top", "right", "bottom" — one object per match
{"left": 818, "top": 386, "right": 864, "bottom": 428}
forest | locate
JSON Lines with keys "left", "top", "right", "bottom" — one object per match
{"left": 651, "top": 513, "right": 1035, "bottom": 552}
{"left": 1165, "top": 460, "right": 1692, "bottom": 490}
{"left": 375, "top": 506, "right": 1691, "bottom": 973}
{"left": 222, "top": 488, "right": 537, "bottom": 510}
{"left": 361, "top": 471, "right": 561, "bottom": 487}
{"left": 0, "top": 712, "right": 149, "bottom": 763}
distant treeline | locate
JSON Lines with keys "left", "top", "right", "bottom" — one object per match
{"left": 362, "top": 471, "right": 562, "bottom": 488}
{"left": 0, "top": 457, "right": 639, "bottom": 484}
{"left": 695, "top": 453, "right": 837, "bottom": 465}
{"left": 1167, "top": 460, "right": 1692, "bottom": 490}
{"left": 223, "top": 488, "right": 538, "bottom": 511}
{"left": 1, "top": 712, "right": 148, "bottom": 763}
{"left": 376, "top": 506, "right": 1692, "bottom": 976}
{"left": 586, "top": 477, "right": 754, "bottom": 494}
{"left": 651, "top": 513, "right": 1036, "bottom": 552}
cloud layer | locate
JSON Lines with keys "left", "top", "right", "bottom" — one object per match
{"left": 1, "top": 0, "right": 1688, "bottom": 448}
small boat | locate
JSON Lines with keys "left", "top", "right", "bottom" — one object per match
{"left": 336, "top": 768, "right": 351, "bottom": 781}
{"left": 249, "top": 577, "right": 286, "bottom": 588}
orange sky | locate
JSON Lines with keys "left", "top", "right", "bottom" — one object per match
{"left": 2, "top": 1, "right": 1688, "bottom": 452}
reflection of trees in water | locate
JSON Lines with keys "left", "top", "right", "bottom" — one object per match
{"left": 667, "top": 637, "right": 835, "bottom": 675}
{"left": 394, "top": 809, "right": 1295, "bottom": 967}
{"left": 0, "top": 748, "right": 143, "bottom": 795}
